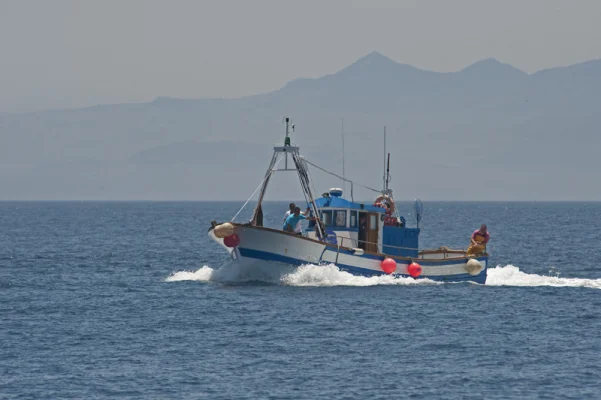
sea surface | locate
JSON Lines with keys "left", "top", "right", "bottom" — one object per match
{"left": 1, "top": 201, "right": 601, "bottom": 399}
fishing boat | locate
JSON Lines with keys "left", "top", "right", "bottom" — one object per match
{"left": 208, "top": 118, "right": 488, "bottom": 284}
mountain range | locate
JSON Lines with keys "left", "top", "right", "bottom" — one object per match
{"left": 1, "top": 51, "right": 600, "bottom": 200}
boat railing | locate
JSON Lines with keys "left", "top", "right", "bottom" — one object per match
{"left": 333, "top": 236, "right": 465, "bottom": 259}
{"left": 336, "top": 236, "right": 415, "bottom": 251}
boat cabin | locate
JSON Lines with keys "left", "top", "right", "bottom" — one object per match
{"left": 305, "top": 188, "right": 420, "bottom": 257}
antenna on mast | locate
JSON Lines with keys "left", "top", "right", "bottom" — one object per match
{"left": 284, "top": 117, "right": 291, "bottom": 146}
{"left": 382, "top": 126, "right": 387, "bottom": 192}
{"left": 341, "top": 117, "right": 346, "bottom": 194}
{"left": 386, "top": 152, "right": 391, "bottom": 192}
{"left": 282, "top": 116, "right": 295, "bottom": 169}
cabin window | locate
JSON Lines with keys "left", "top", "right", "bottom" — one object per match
{"left": 334, "top": 210, "right": 346, "bottom": 227}
{"left": 321, "top": 210, "right": 333, "bottom": 226}
{"left": 370, "top": 214, "right": 377, "bottom": 230}
{"left": 350, "top": 211, "right": 358, "bottom": 228}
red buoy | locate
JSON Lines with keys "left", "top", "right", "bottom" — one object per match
{"left": 381, "top": 258, "right": 397, "bottom": 274}
{"left": 223, "top": 233, "right": 240, "bottom": 248}
{"left": 408, "top": 262, "right": 422, "bottom": 278}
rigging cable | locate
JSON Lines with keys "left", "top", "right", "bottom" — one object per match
{"left": 303, "top": 158, "right": 381, "bottom": 194}
{"left": 292, "top": 153, "right": 325, "bottom": 239}
{"left": 303, "top": 157, "right": 323, "bottom": 211}
{"left": 231, "top": 154, "right": 284, "bottom": 222}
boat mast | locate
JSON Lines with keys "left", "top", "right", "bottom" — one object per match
{"left": 250, "top": 117, "right": 325, "bottom": 239}
{"left": 251, "top": 117, "right": 294, "bottom": 225}
{"left": 284, "top": 117, "right": 292, "bottom": 169}
{"left": 382, "top": 126, "right": 386, "bottom": 193}
{"left": 284, "top": 117, "right": 291, "bottom": 145}
{"left": 251, "top": 151, "right": 278, "bottom": 226}
{"left": 386, "top": 152, "right": 390, "bottom": 192}
{"left": 341, "top": 117, "right": 346, "bottom": 194}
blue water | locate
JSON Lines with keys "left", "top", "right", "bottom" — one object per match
{"left": 2, "top": 201, "right": 601, "bottom": 399}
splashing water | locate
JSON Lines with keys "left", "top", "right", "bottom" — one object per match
{"left": 165, "top": 266, "right": 214, "bottom": 282}
{"left": 486, "top": 265, "right": 601, "bottom": 290}
{"left": 165, "top": 262, "right": 432, "bottom": 286}
{"left": 167, "top": 262, "right": 601, "bottom": 290}
{"left": 281, "top": 264, "right": 434, "bottom": 287}
{"left": 166, "top": 260, "right": 295, "bottom": 284}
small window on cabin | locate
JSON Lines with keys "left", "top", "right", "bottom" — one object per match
{"left": 369, "top": 214, "right": 377, "bottom": 230}
{"left": 334, "top": 210, "right": 346, "bottom": 227}
{"left": 321, "top": 211, "right": 333, "bottom": 226}
{"left": 350, "top": 211, "right": 357, "bottom": 228}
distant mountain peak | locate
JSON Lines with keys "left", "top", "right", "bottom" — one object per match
{"left": 460, "top": 57, "right": 527, "bottom": 77}
{"left": 340, "top": 51, "right": 407, "bottom": 73}
{"left": 332, "top": 50, "right": 424, "bottom": 79}
{"left": 473, "top": 57, "right": 502, "bottom": 65}
{"left": 355, "top": 51, "right": 396, "bottom": 65}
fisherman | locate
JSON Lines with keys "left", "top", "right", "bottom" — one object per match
{"left": 283, "top": 206, "right": 315, "bottom": 234}
{"left": 283, "top": 203, "right": 305, "bottom": 234}
{"left": 284, "top": 203, "right": 296, "bottom": 220}
{"left": 467, "top": 224, "right": 490, "bottom": 256}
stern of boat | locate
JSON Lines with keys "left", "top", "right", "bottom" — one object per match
{"left": 416, "top": 247, "right": 489, "bottom": 284}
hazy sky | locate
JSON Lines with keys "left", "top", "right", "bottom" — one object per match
{"left": 1, "top": 0, "right": 600, "bottom": 112}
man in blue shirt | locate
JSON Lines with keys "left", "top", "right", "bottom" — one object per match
{"left": 283, "top": 206, "right": 316, "bottom": 234}
{"left": 283, "top": 202, "right": 303, "bottom": 233}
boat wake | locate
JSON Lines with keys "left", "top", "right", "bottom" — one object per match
{"left": 166, "top": 260, "right": 293, "bottom": 284}
{"left": 166, "top": 263, "right": 601, "bottom": 289}
{"left": 486, "top": 265, "right": 601, "bottom": 290}
{"left": 166, "top": 262, "right": 434, "bottom": 286}
{"left": 166, "top": 266, "right": 215, "bottom": 283}
{"left": 281, "top": 264, "right": 434, "bottom": 287}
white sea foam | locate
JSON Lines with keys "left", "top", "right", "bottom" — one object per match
{"left": 165, "top": 266, "right": 214, "bottom": 282}
{"left": 166, "top": 263, "right": 601, "bottom": 290}
{"left": 165, "top": 262, "right": 434, "bottom": 286}
{"left": 486, "top": 265, "right": 601, "bottom": 290}
{"left": 166, "top": 260, "right": 293, "bottom": 284}
{"left": 281, "top": 264, "right": 435, "bottom": 287}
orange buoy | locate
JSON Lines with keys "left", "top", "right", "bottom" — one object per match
{"left": 408, "top": 262, "right": 422, "bottom": 278}
{"left": 381, "top": 258, "right": 397, "bottom": 274}
{"left": 223, "top": 233, "right": 240, "bottom": 248}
